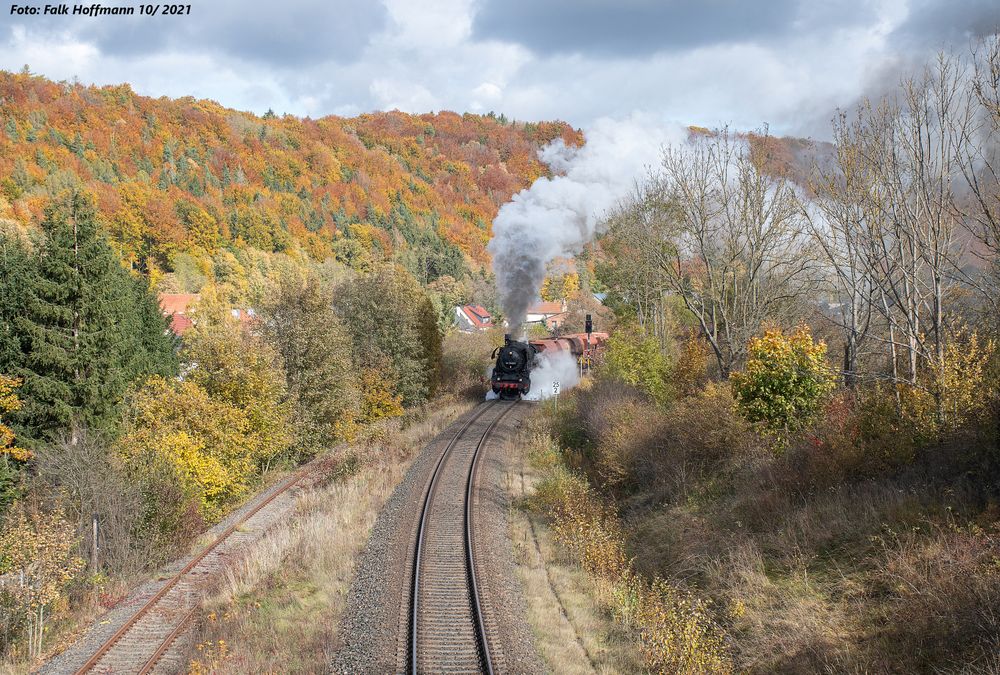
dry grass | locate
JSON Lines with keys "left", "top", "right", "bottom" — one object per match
{"left": 558, "top": 376, "right": 1000, "bottom": 674}
{"left": 516, "top": 418, "right": 731, "bottom": 674}
{"left": 185, "top": 397, "right": 473, "bottom": 673}
{"left": 508, "top": 436, "right": 643, "bottom": 674}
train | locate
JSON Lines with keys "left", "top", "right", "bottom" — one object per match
{"left": 490, "top": 314, "right": 609, "bottom": 400}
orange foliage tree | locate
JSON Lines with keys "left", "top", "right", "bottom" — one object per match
{"left": 0, "top": 70, "right": 582, "bottom": 284}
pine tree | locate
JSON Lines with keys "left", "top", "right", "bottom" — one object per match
{"left": 0, "top": 234, "right": 34, "bottom": 370}
{"left": 8, "top": 191, "right": 178, "bottom": 445}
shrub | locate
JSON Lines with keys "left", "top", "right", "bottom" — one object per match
{"left": 571, "top": 378, "right": 655, "bottom": 490}
{"left": 526, "top": 434, "right": 733, "bottom": 674}
{"left": 0, "top": 502, "right": 84, "bottom": 658}
{"left": 440, "top": 329, "right": 503, "bottom": 400}
{"left": 33, "top": 428, "right": 153, "bottom": 575}
{"left": 357, "top": 366, "right": 404, "bottom": 424}
{"left": 672, "top": 332, "right": 712, "bottom": 397}
{"left": 925, "top": 329, "right": 995, "bottom": 434}
{"left": 636, "top": 383, "right": 757, "bottom": 504}
{"left": 869, "top": 523, "right": 1000, "bottom": 670}
{"left": 731, "top": 326, "right": 835, "bottom": 437}
{"left": 635, "top": 576, "right": 733, "bottom": 674}
{"left": 119, "top": 377, "right": 264, "bottom": 527}
{"left": 574, "top": 379, "right": 755, "bottom": 502}
{"left": 600, "top": 326, "right": 672, "bottom": 405}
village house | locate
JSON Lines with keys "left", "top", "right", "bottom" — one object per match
{"left": 454, "top": 304, "right": 493, "bottom": 332}
{"left": 525, "top": 300, "right": 568, "bottom": 331}
{"left": 158, "top": 293, "right": 199, "bottom": 336}
{"left": 158, "top": 293, "right": 256, "bottom": 336}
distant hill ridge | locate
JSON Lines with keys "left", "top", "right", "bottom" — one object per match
{"left": 0, "top": 69, "right": 583, "bottom": 282}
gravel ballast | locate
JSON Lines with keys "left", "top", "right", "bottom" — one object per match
{"left": 330, "top": 401, "right": 543, "bottom": 674}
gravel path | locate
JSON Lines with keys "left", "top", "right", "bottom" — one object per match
{"left": 330, "top": 402, "right": 544, "bottom": 674}
{"left": 472, "top": 404, "right": 546, "bottom": 674}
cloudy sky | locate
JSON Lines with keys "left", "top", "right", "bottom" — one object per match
{"left": 2, "top": 0, "right": 998, "bottom": 138}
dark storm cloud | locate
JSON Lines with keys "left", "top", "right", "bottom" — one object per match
{"left": 890, "top": 0, "right": 1000, "bottom": 46}
{"left": 4, "top": 0, "right": 387, "bottom": 66}
{"left": 471, "top": 0, "right": 859, "bottom": 57}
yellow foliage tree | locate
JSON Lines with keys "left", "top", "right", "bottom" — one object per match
{"left": 540, "top": 275, "right": 557, "bottom": 302}
{"left": 930, "top": 329, "right": 994, "bottom": 431}
{"left": 119, "top": 377, "right": 261, "bottom": 524}
{"left": 562, "top": 272, "right": 581, "bottom": 300}
{"left": 1, "top": 376, "right": 29, "bottom": 513}
{"left": 358, "top": 367, "right": 404, "bottom": 424}
{"left": 182, "top": 307, "right": 292, "bottom": 470}
{"left": 184, "top": 206, "right": 220, "bottom": 255}
{"left": 0, "top": 505, "right": 84, "bottom": 658}
{"left": 731, "top": 325, "right": 836, "bottom": 436}
{"left": 0, "top": 375, "right": 29, "bottom": 463}
{"left": 540, "top": 272, "right": 581, "bottom": 301}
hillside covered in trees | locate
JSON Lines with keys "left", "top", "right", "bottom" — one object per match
{"left": 0, "top": 69, "right": 581, "bottom": 290}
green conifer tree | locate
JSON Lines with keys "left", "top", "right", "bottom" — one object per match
{"left": 8, "top": 191, "right": 178, "bottom": 445}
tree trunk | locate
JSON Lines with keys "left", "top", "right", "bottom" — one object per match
{"left": 843, "top": 336, "right": 857, "bottom": 388}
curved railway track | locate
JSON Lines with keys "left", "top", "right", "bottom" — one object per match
{"left": 407, "top": 400, "right": 518, "bottom": 674}
{"left": 69, "top": 466, "right": 314, "bottom": 674}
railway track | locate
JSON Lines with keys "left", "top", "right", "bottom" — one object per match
{"left": 67, "top": 465, "right": 316, "bottom": 675}
{"left": 407, "top": 400, "right": 518, "bottom": 674}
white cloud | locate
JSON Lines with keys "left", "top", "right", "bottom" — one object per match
{"left": 382, "top": 0, "right": 474, "bottom": 48}
{"left": 369, "top": 77, "right": 440, "bottom": 112}
{"left": 0, "top": 0, "right": 993, "bottom": 138}
{"left": 8, "top": 26, "right": 99, "bottom": 77}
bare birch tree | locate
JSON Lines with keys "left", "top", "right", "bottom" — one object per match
{"left": 956, "top": 34, "right": 1000, "bottom": 311}
{"left": 605, "top": 128, "right": 817, "bottom": 377}
{"left": 805, "top": 113, "right": 880, "bottom": 387}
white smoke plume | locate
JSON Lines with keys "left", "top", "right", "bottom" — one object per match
{"left": 488, "top": 113, "right": 689, "bottom": 328}
{"left": 483, "top": 349, "right": 580, "bottom": 401}
{"left": 523, "top": 350, "right": 579, "bottom": 401}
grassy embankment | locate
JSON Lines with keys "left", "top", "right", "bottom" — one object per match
{"left": 520, "top": 374, "right": 1000, "bottom": 673}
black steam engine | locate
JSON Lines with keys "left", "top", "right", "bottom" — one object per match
{"left": 490, "top": 334, "right": 535, "bottom": 400}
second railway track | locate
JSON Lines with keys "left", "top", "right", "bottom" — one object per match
{"left": 59, "top": 456, "right": 332, "bottom": 675}
{"left": 406, "top": 400, "right": 518, "bottom": 674}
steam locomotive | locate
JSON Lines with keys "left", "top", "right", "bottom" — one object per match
{"left": 490, "top": 335, "right": 536, "bottom": 400}
{"left": 490, "top": 314, "right": 609, "bottom": 400}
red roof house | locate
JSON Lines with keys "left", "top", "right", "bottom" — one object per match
{"left": 525, "top": 301, "right": 567, "bottom": 324}
{"left": 159, "top": 293, "right": 200, "bottom": 317}
{"left": 159, "top": 293, "right": 200, "bottom": 336}
{"left": 169, "top": 314, "right": 194, "bottom": 335}
{"left": 455, "top": 304, "right": 493, "bottom": 332}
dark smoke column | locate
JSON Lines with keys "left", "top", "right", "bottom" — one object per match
{"left": 487, "top": 117, "right": 687, "bottom": 330}
{"left": 488, "top": 191, "right": 564, "bottom": 329}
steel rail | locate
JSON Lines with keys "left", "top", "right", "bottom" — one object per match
{"left": 408, "top": 401, "right": 495, "bottom": 673}
{"left": 408, "top": 399, "right": 516, "bottom": 674}
{"left": 465, "top": 401, "right": 517, "bottom": 675}
{"left": 73, "top": 468, "right": 309, "bottom": 674}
